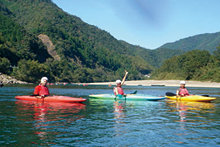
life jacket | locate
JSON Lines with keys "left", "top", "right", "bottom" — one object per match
{"left": 34, "top": 85, "right": 50, "bottom": 96}
{"left": 113, "top": 87, "right": 124, "bottom": 95}
{"left": 178, "top": 88, "right": 189, "bottom": 96}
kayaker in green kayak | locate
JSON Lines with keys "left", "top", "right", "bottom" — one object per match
{"left": 176, "top": 81, "right": 190, "bottom": 97}
{"left": 113, "top": 70, "right": 128, "bottom": 97}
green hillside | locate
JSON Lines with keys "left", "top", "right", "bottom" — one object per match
{"left": 159, "top": 32, "right": 220, "bottom": 53}
{"left": 0, "top": 0, "right": 155, "bottom": 83}
{"left": 119, "top": 40, "right": 185, "bottom": 67}
{"left": 152, "top": 47, "right": 220, "bottom": 82}
{"left": 1, "top": 0, "right": 219, "bottom": 83}
{"left": 0, "top": 1, "right": 52, "bottom": 77}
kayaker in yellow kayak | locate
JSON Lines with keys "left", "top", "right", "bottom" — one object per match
{"left": 176, "top": 81, "right": 190, "bottom": 97}
{"left": 113, "top": 70, "right": 128, "bottom": 97}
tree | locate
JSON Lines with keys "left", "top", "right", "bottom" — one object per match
{"left": 214, "top": 44, "right": 220, "bottom": 63}
{"left": 12, "top": 59, "right": 50, "bottom": 83}
{"left": 0, "top": 57, "right": 11, "bottom": 74}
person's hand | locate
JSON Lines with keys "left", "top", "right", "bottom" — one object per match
{"left": 125, "top": 70, "right": 128, "bottom": 74}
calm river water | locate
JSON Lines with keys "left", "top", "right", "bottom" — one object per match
{"left": 0, "top": 84, "right": 219, "bottom": 146}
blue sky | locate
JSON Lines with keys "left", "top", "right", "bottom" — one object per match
{"left": 52, "top": 0, "right": 220, "bottom": 49}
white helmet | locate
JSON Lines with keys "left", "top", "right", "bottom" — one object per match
{"left": 116, "top": 80, "right": 121, "bottom": 84}
{"left": 180, "top": 81, "right": 186, "bottom": 84}
{"left": 41, "top": 77, "right": 48, "bottom": 83}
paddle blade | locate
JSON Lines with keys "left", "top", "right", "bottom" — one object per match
{"left": 201, "top": 95, "right": 209, "bottom": 97}
{"left": 166, "top": 92, "right": 176, "bottom": 96}
{"left": 132, "top": 91, "right": 137, "bottom": 94}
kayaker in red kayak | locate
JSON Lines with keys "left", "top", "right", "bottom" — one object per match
{"left": 33, "top": 77, "right": 50, "bottom": 97}
{"left": 113, "top": 70, "right": 128, "bottom": 97}
{"left": 176, "top": 81, "right": 190, "bottom": 97}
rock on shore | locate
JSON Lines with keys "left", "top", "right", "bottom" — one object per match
{"left": 0, "top": 73, "right": 28, "bottom": 84}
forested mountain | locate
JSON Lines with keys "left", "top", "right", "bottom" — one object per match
{"left": 0, "top": 0, "right": 183, "bottom": 83}
{"left": 0, "top": 0, "right": 152, "bottom": 83}
{"left": 119, "top": 40, "right": 185, "bottom": 67}
{"left": 159, "top": 32, "right": 220, "bottom": 53}
{"left": 152, "top": 47, "right": 220, "bottom": 82}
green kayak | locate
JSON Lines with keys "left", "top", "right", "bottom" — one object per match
{"left": 89, "top": 94, "right": 166, "bottom": 101}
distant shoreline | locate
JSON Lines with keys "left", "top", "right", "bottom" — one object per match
{"left": 88, "top": 80, "right": 220, "bottom": 88}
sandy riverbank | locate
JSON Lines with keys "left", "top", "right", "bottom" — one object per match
{"left": 89, "top": 80, "right": 220, "bottom": 88}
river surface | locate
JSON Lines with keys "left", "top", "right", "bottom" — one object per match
{"left": 0, "top": 84, "right": 219, "bottom": 147}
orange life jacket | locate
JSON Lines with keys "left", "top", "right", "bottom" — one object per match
{"left": 34, "top": 85, "right": 50, "bottom": 96}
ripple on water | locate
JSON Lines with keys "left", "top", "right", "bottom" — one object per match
{"left": 0, "top": 85, "right": 220, "bottom": 146}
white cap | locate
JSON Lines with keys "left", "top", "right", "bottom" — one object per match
{"left": 180, "top": 81, "right": 186, "bottom": 84}
{"left": 116, "top": 80, "right": 121, "bottom": 84}
{"left": 41, "top": 77, "right": 48, "bottom": 83}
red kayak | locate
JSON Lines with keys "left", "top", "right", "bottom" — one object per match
{"left": 15, "top": 95, "right": 87, "bottom": 103}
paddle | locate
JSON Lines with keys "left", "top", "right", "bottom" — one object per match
{"left": 30, "top": 94, "right": 48, "bottom": 99}
{"left": 30, "top": 94, "right": 39, "bottom": 96}
{"left": 166, "top": 92, "right": 209, "bottom": 97}
{"left": 201, "top": 95, "right": 209, "bottom": 97}
{"left": 166, "top": 92, "right": 176, "bottom": 96}
{"left": 126, "top": 91, "right": 137, "bottom": 97}
{"left": 130, "top": 91, "right": 137, "bottom": 94}
{"left": 166, "top": 92, "right": 183, "bottom": 101}
{"left": 114, "top": 91, "right": 136, "bottom": 100}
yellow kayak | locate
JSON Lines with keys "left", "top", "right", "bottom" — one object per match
{"left": 165, "top": 95, "right": 216, "bottom": 102}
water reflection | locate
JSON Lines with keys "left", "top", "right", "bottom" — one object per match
{"left": 15, "top": 101, "right": 86, "bottom": 142}
{"left": 113, "top": 100, "right": 128, "bottom": 138}
{"left": 166, "top": 100, "right": 216, "bottom": 144}
{"left": 167, "top": 100, "right": 215, "bottom": 122}
{"left": 114, "top": 101, "right": 126, "bottom": 123}
{"left": 1, "top": 85, "right": 220, "bottom": 146}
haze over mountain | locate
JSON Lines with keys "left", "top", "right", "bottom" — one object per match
{"left": 159, "top": 32, "right": 220, "bottom": 53}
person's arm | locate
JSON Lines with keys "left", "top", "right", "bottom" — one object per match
{"left": 113, "top": 87, "right": 118, "bottom": 95}
{"left": 176, "top": 89, "right": 179, "bottom": 96}
{"left": 33, "top": 85, "right": 40, "bottom": 95}
{"left": 47, "top": 87, "right": 50, "bottom": 96}
{"left": 121, "top": 70, "right": 128, "bottom": 86}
